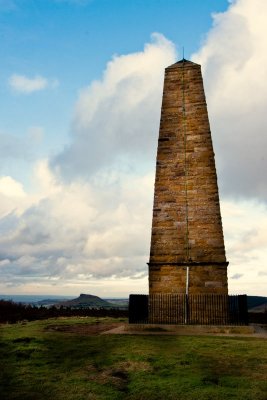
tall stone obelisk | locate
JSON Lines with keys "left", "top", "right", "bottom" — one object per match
{"left": 148, "top": 59, "right": 228, "bottom": 295}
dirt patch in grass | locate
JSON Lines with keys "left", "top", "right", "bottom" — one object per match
{"left": 45, "top": 323, "right": 122, "bottom": 335}
{"left": 85, "top": 363, "right": 129, "bottom": 392}
{"left": 85, "top": 360, "right": 151, "bottom": 393}
{"left": 116, "top": 360, "right": 152, "bottom": 372}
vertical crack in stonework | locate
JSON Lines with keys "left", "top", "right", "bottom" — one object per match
{"left": 148, "top": 60, "right": 228, "bottom": 295}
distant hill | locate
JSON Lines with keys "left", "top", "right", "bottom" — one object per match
{"left": 58, "top": 293, "right": 119, "bottom": 309}
{"left": 247, "top": 296, "right": 267, "bottom": 313}
{"left": 36, "top": 298, "right": 72, "bottom": 307}
{"left": 105, "top": 298, "right": 129, "bottom": 308}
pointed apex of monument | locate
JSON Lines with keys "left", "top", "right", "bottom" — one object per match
{"left": 166, "top": 58, "right": 200, "bottom": 69}
{"left": 176, "top": 58, "right": 191, "bottom": 63}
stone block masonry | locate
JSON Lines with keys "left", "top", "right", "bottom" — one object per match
{"left": 149, "top": 59, "right": 228, "bottom": 295}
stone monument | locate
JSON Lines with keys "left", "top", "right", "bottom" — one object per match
{"left": 148, "top": 59, "right": 228, "bottom": 296}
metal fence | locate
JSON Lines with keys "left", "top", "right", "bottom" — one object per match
{"left": 129, "top": 294, "right": 248, "bottom": 325}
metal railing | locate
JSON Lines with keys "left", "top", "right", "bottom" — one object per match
{"left": 129, "top": 294, "right": 248, "bottom": 325}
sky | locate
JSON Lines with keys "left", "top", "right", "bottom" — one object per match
{"left": 0, "top": 0, "right": 267, "bottom": 297}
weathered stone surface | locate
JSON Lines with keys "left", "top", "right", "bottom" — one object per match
{"left": 149, "top": 60, "right": 228, "bottom": 295}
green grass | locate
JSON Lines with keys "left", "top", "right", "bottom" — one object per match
{"left": 0, "top": 317, "right": 267, "bottom": 400}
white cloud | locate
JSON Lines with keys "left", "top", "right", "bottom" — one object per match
{"left": 221, "top": 199, "right": 267, "bottom": 295}
{"left": 0, "top": 176, "right": 29, "bottom": 219}
{"left": 189, "top": 0, "right": 267, "bottom": 294}
{"left": 0, "top": 161, "right": 153, "bottom": 294}
{"left": 53, "top": 33, "right": 176, "bottom": 179}
{"left": 8, "top": 74, "right": 58, "bottom": 94}
{"left": 0, "top": 176, "right": 25, "bottom": 198}
{"left": 1, "top": 161, "right": 266, "bottom": 295}
{"left": 192, "top": 0, "right": 267, "bottom": 201}
{"left": 1, "top": 10, "right": 267, "bottom": 297}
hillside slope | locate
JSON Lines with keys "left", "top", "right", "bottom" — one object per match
{"left": 58, "top": 293, "right": 117, "bottom": 308}
{"left": 247, "top": 296, "right": 267, "bottom": 312}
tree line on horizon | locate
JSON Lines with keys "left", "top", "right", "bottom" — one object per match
{"left": 0, "top": 299, "right": 128, "bottom": 323}
{"left": 0, "top": 299, "right": 266, "bottom": 324}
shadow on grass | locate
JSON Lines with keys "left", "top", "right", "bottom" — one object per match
{"left": 1, "top": 321, "right": 267, "bottom": 400}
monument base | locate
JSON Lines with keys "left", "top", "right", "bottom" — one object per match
{"left": 129, "top": 294, "right": 248, "bottom": 325}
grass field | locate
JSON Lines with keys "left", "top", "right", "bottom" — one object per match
{"left": 0, "top": 317, "right": 267, "bottom": 400}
